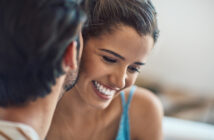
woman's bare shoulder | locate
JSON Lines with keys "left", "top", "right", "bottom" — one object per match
{"left": 124, "top": 86, "right": 163, "bottom": 113}
{"left": 131, "top": 86, "right": 162, "bottom": 111}
{"left": 127, "top": 86, "right": 163, "bottom": 140}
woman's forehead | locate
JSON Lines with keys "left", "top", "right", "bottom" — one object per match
{"left": 85, "top": 26, "right": 154, "bottom": 63}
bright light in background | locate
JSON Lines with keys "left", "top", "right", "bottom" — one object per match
{"left": 141, "top": 0, "right": 214, "bottom": 95}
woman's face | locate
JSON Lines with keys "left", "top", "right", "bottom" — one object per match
{"left": 74, "top": 25, "right": 154, "bottom": 109}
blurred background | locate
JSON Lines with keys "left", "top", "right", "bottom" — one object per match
{"left": 135, "top": 0, "right": 214, "bottom": 139}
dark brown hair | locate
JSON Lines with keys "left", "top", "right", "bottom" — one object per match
{"left": 82, "top": 0, "right": 159, "bottom": 43}
{"left": 0, "top": 0, "right": 86, "bottom": 107}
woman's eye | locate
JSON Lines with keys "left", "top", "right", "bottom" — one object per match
{"left": 102, "top": 56, "right": 117, "bottom": 63}
{"left": 128, "top": 66, "right": 140, "bottom": 73}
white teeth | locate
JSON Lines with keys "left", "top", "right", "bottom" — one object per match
{"left": 94, "top": 81, "right": 115, "bottom": 96}
{"left": 110, "top": 90, "right": 114, "bottom": 95}
{"left": 103, "top": 88, "right": 107, "bottom": 94}
{"left": 106, "top": 89, "right": 110, "bottom": 94}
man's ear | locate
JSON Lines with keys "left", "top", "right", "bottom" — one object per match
{"left": 63, "top": 41, "right": 77, "bottom": 71}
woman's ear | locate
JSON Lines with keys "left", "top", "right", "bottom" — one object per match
{"left": 63, "top": 41, "right": 77, "bottom": 72}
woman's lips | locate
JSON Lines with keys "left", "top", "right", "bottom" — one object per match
{"left": 92, "top": 81, "right": 115, "bottom": 100}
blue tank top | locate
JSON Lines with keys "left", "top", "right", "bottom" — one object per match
{"left": 115, "top": 86, "right": 136, "bottom": 140}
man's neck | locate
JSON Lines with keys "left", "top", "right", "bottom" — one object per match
{"left": 0, "top": 75, "right": 65, "bottom": 139}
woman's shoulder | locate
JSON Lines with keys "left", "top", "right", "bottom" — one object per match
{"left": 133, "top": 86, "right": 162, "bottom": 108}
{"left": 124, "top": 86, "right": 162, "bottom": 112}
{"left": 125, "top": 86, "right": 163, "bottom": 140}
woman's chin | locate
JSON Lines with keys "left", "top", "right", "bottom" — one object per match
{"left": 88, "top": 100, "right": 112, "bottom": 110}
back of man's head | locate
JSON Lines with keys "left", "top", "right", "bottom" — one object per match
{"left": 0, "top": 0, "right": 86, "bottom": 107}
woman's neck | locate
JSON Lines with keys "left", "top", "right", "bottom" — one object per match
{"left": 60, "top": 86, "right": 122, "bottom": 126}
{"left": 47, "top": 85, "right": 123, "bottom": 140}
{"left": 63, "top": 87, "right": 104, "bottom": 123}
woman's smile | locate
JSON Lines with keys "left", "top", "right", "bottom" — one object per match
{"left": 92, "top": 80, "right": 117, "bottom": 100}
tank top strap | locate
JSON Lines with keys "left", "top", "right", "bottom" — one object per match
{"left": 120, "top": 90, "right": 126, "bottom": 108}
{"left": 120, "top": 86, "right": 136, "bottom": 108}
{"left": 126, "top": 86, "right": 136, "bottom": 107}
{"left": 117, "top": 86, "right": 136, "bottom": 140}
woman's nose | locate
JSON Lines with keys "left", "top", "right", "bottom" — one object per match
{"left": 109, "top": 69, "right": 127, "bottom": 89}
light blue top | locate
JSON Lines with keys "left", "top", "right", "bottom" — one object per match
{"left": 116, "top": 86, "right": 136, "bottom": 140}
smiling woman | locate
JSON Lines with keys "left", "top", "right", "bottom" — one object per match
{"left": 73, "top": 25, "right": 154, "bottom": 109}
{"left": 47, "top": 0, "right": 163, "bottom": 140}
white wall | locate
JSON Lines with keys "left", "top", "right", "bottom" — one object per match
{"left": 140, "top": 0, "right": 214, "bottom": 95}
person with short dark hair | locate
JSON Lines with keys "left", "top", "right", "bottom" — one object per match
{"left": 47, "top": 0, "right": 163, "bottom": 140}
{"left": 0, "top": 0, "right": 86, "bottom": 139}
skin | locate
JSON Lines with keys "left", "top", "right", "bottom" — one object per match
{"left": 47, "top": 25, "right": 163, "bottom": 140}
{"left": 0, "top": 31, "right": 83, "bottom": 139}
{"left": 59, "top": 32, "right": 84, "bottom": 100}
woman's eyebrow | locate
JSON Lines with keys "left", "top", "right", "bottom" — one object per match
{"left": 134, "top": 62, "right": 145, "bottom": 65}
{"left": 99, "top": 49, "right": 125, "bottom": 60}
{"left": 99, "top": 49, "right": 145, "bottom": 65}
